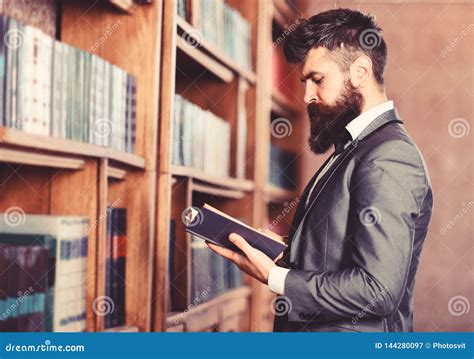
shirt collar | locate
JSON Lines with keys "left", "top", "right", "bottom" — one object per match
{"left": 345, "top": 100, "right": 394, "bottom": 140}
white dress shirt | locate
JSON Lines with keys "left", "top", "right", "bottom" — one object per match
{"left": 268, "top": 100, "right": 394, "bottom": 295}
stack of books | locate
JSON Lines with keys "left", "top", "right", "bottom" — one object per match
{"left": 0, "top": 214, "right": 89, "bottom": 332}
{"left": 177, "top": 0, "right": 252, "bottom": 71}
{"left": 172, "top": 94, "right": 231, "bottom": 178}
{"left": 189, "top": 235, "right": 243, "bottom": 303}
{"left": 0, "top": 15, "right": 137, "bottom": 153}
{"left": 269, "top": 143, "right": 297, "bottom": 189}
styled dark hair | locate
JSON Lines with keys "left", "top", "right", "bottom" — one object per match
{"left": 284, "top": 8, "right": 387, "bottom": 85}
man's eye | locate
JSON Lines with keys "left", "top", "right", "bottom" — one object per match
{"left": 312, "top": 78, "right": 323, "bottom": 85}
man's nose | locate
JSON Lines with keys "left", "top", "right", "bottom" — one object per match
{"left": 304, "top": 83, "right": 317, "bottom": 104}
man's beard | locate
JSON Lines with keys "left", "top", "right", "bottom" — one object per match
{"left": 307, "top": 81, "right": 364, "bottom": 154}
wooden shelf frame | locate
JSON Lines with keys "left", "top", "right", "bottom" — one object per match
{"left": 0, "top": 127, "right": 145, "bottom": 169}
{"left": 0, "top": 0, "right": 306, "bottom": 334}
{"left": 58, "top": 0, "right": 163, "bottom": 332}
{"left": 166, "top": 286, "right": 251, "bottom": 332}
{"left": 176, "top": 14, "right": 257, "bottom": 84}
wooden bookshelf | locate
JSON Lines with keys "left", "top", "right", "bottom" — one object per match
{"left": 0, "top": 0, "right": 306, "bottom": 333}
{"left": 0, "top": 127, "right": 146, "bottom": 169}
{"left": 176, "top": 15, "right": 257, "bottom": 84}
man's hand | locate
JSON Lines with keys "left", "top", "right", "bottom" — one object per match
{"left": 206, "top": 233, "right": 277, "bottom": 284}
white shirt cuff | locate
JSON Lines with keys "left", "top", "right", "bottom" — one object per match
{"left": 268, "top": 266, "right": 290, "bottom": 295}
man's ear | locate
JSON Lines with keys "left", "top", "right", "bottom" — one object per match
{"left": 350, "top": 54, "right": 372, "bottom": 88}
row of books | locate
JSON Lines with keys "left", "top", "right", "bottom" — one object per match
{"left": 269, "top": 143, "right": 297, "bottom": 189}
{"left": 178, "top": 0, "right": 252, "bottom": 71}
{"left": 189, "top": 235, "right": 243, "bottom": 304}
{"left": 0, "top": 214, "right": 89, "bottom": 332}
{"left": 0, "top": 15, "right": 137, "bottom": 153}
{"left": 172, "top": 94, "right": 231, "bottom": 178}
{"left": 105, "top": 207, "right": 127, "bottom": 329}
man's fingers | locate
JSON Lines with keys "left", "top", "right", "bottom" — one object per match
{"left": 207, "top": 242, "right": 241, "bottom": 263}
{"left": 229, "top": 233, "right": 253, "bottom": 256}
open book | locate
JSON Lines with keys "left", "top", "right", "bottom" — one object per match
{"left": 183, "top": 204, "right": 287, "bottom": 261}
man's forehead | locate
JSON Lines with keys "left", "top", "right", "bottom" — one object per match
{"left": 300, "top": 47, "right": 332, "bottom": 77}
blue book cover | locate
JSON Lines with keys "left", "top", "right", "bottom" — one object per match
{"left": 184, "top": 204, "right": 286, "bottom": 261}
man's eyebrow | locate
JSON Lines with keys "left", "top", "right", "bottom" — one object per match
{"left": 300, "top": 70, "right": 324, "bottom": 82}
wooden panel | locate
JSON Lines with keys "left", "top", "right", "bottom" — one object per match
{"left": 0, "top": 128, "right": 145, "bottom": 169}
{"left": 0, "top": 164, "right": 51, "bottom": 214}
{"left": 185, "top": 306, "right": 220, "bottom": 332}
{"left": 220, "top": 314, "right": 243, "bottom": 332}
{"left": 49, "top": 159, "right": 99, "bottom": 332}
{"left": 95, "top": 159, "right": 109, "bottom": 332}
{"left": 0, "top": 147, "right": 84, "bottom": 170}
{"left": 166, "top": 323, "right": 185, "bottom": 332}
{"left": 221, "top": 297, "right": 248, "bottom": 318}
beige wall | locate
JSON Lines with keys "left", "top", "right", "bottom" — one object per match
{"left": 293, "top": 0, "right": 473, "bottom": 331}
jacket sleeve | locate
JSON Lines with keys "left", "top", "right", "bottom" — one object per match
{"left": 284, "top": 139, "right": 430, "bottom": 323}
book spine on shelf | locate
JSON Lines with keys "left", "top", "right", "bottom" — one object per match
{"left": 0, "top": 16, "right": 7, "bottom": 126}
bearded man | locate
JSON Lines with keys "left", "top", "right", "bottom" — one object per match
{"left": 208, "top": 8, "right": 433, "bottom": 332}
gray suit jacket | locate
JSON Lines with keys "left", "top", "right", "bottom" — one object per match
{"left": 273, "top": 108, "right": 433, "bottom": 332}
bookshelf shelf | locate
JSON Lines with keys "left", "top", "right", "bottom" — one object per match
{"left": 107, "top": 166, "right": 127, "bottom": 180}
{"left": 171, "top": 165, "right": 254, "bottom": 192}
{"left": 191, "top": 182, "right": 245, "bottom": 199}
{"left": 263, "top": 183, "right": 298, "bottom": 204}
{"left": 176, "top": 35, "right": 234, "bottom": 83}
{"left": 104, "top": 325, "right": 140, "bottom": 332}
{"left": 0, "top": 127, "right": 146, "bottom": 169}
{"left": 176, "top": 16, "right": 257, "bottom": 84}
{"left": 0, "top": 146, "right": 85, "bottom": 170}
{"left": 166, "top": 286, "right": 251, "bottom": 331}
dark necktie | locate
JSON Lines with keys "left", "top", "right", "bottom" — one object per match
{"left": 334, "top": 129, "right": 353, "bottom": 154}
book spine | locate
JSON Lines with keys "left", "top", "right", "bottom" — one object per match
{"left": 41, "top": 31, "right": 53, "bottom": 136}
{"left": 0, "top": 16, "right": 6, "bottom": 126}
